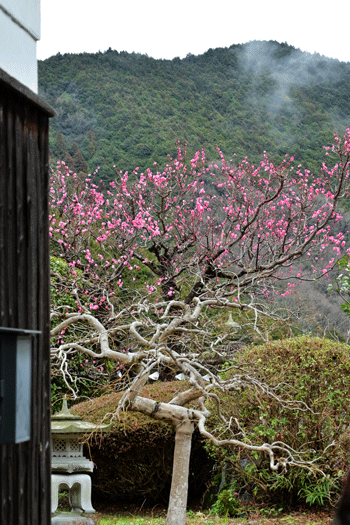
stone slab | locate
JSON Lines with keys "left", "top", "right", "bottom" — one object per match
{"left": 52, "top": 513, "right": 96, "bottom": 525}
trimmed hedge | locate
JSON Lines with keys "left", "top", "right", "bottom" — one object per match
{"left": 71, "top": 384, "right": 214, "bottom": 505}
{"left": 208, "top": 336, "right": 350, "bottom": 508}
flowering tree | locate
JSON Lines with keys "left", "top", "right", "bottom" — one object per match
{"left": 50, "top": 130, "right": 350, "bottom": 525}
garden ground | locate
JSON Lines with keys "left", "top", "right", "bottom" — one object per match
{"left": 90, "top": 504, "right": 334, "bottom": 525}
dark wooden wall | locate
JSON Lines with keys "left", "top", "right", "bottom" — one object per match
{"left": 0, "top": 70, "right": 55, "bottom": 525}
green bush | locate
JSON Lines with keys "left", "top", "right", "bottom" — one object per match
{"left": 207, "top": 336, "right": 350, "bottom": 508}
{"left": 70, "top": 384, "right": 214, "bottom": 506}
{"left": 209, "top": 487, "right": 242, "bottom": 517}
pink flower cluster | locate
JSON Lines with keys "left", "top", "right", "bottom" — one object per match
{"left": 49, "top": 130, "right": 350, "bottom": 305}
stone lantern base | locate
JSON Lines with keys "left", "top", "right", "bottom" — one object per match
{"left": 51, "top": 473, "right": 95, "bottom": 514}
{"left": 52, "top": 513, "right": 96, "bottom": 524}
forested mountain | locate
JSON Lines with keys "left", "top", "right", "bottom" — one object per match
{"left": 39, "top": 40, "right": 350, "bottom": 181}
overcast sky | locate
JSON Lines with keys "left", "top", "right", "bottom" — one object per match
{"left": 37, "top": 0, "right": 350, "bottom": 63}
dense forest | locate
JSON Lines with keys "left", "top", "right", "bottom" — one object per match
{"left": 39, "top": 40, "right": 350, "bottom": 181}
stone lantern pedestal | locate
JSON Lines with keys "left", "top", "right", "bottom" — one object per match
{"left": 51, "top": 398, "right": 110, "bottom": 523}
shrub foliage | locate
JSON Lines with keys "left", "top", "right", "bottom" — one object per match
{"left": 70, "top": 384, "right": 214, "bottom": 506}
{"left": 208, "top": 336, "right": 350, "bottom": 508}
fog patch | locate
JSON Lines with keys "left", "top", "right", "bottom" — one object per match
{"left": 235, "top": 40, "right": 338, "bottom": 114}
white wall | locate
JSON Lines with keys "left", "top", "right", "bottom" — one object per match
{"left": 0, "top": 1, "right": 40, "bottom": 92}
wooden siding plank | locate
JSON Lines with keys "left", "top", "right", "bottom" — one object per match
{"left": 5, "top": 93, "right": 17, "bottom": 325}
{"left": 0, "top": 86, "right": 10, "bottom": 525}
{"left": 37, "top": 111, "right": 52, "bottom": 525}
{"left": 0, "top": 99, "right": 6, "bottom": 326}
{"left": 15, "top": 101, "right": 27, "bottom": 525}
{"left": 3, "top": 87, "right": 18, "bottom": 525}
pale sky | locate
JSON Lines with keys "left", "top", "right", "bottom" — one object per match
{"left": 37, "top": 0, "right": 350, "bottom": 63}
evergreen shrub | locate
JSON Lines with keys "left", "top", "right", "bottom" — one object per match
{"left": 71, "top": 383, "right": 214, "bottom": 506}
{"left": 208, "top": 336, "right": 350, "bottom": 508}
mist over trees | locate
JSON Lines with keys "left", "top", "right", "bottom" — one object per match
{"left": 39, "top": 40, "right": 350, "bottom": 181}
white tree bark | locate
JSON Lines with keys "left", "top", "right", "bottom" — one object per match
{"left": 166, "top": 420, "right": 195, "bottom": 525}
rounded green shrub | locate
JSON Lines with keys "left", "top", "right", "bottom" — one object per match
{"left": 71, "top": 384, "right": 214, "bottom": 506}
{"left": 208, "top": 336, "right": 350, "bottom": 508}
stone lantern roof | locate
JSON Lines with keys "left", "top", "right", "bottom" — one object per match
{"left": 51, "top": 397, "right": 111, "bottom": 435}
{"left": 51, "top": 396, "right": 110, "bottom": 475}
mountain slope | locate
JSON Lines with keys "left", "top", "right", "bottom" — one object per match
{"left": 39, "top": 40, "right": 350, "bottom": 180}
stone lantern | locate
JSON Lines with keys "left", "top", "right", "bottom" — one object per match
{"left": 51, "top": 397, "right": 110, "bottom": 521}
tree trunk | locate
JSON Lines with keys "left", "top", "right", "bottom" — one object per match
{"left": 166, "top": 420, "right": 195, "bottom": 525}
